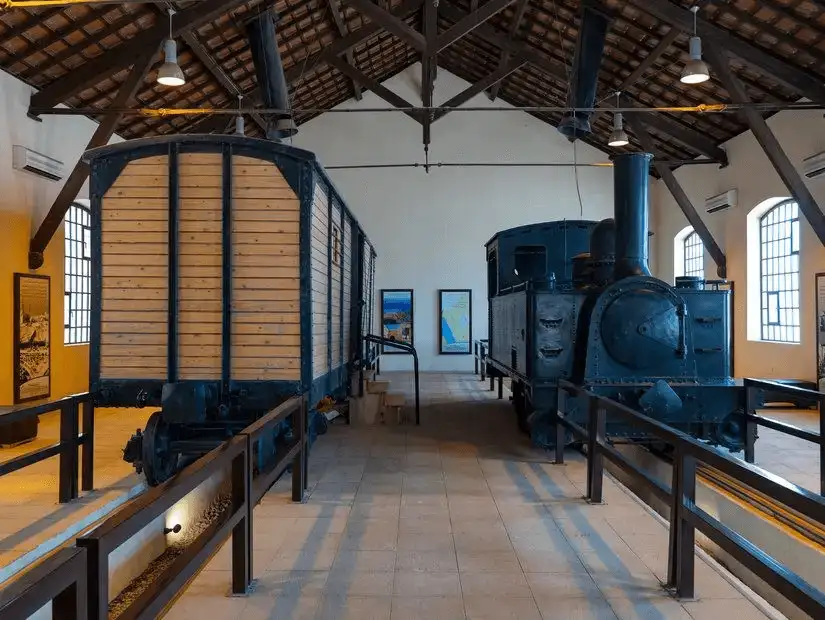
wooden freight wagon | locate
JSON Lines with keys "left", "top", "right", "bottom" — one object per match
{"left": 84, "top": 134, "right": 376, "bottom": 485}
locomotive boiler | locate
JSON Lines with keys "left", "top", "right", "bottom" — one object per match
{"left": 485, "top": 152, "right": 745, "bottom": 450}
{"left": 85, "top": 134, "right": 376, "bottom": 485}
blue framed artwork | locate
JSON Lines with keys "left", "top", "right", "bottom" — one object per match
{"left": 439, "top": 289, "right": 472, "bottom": 355}
{"left": 381, "top": 289, "right": 413, "bottom": 353}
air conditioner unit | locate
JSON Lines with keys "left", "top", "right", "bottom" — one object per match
{"left": 802, "top": 151, "right": 825, "bottom": 179}
{"left": 12, "top": 145, "right": 64, "bottom": 182}
{"left": 704, "top": 189, "right": 737, "bottom": 214}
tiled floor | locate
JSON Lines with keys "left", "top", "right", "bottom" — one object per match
{"left": 0, "top": 407, "right": 150, "bottom": 575}
{"left": 164, "top": 373, "right": 777, "bottom": 620}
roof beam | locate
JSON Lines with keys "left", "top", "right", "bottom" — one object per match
{"left": 0, "top": 7, "right": 64, "bottom": 46}
{"left": 432, "top": 0, "right": 516, "bottom": 54}
{"left": 28, "top": 48, "right": 158, "bottom": 268}
{"left": 705, "top": 43, "right": 825, "bottom": 247}
{"left": 29, "top": 0, "right": 250, "bottom": 111}
{"left": 327, "top": 56, "right": 421, "bottom": 123}
{"left": 628, "top": 0, "right": 825, "bottom": 102}
{"left": 433, "top": 59, "right": 525, "bottom": 122}
{"left": 488, "top": 0, "right": 529, "bottom": 101}
{"left": 328, "top": 0, "right": 362, "bottom": 100}
{"left": 285, "top": 0, "right": 424, "bottom": 83}
{"left": 438, "top": 1, "right": 724, "bottom": 162}
{"left": 422, "top": 0, "right": 437, "bottom": 149}
{"left": 590, "top": 27, "right": 679, "bottom": 128}
{"left": 180, "top": 31, "right": 267, "bottom": 134}
{"left": 344, "top": 0, "right": 427, "bottom": 52}
{"left": 628, "top": 116, "right": 727, "bottom": 278}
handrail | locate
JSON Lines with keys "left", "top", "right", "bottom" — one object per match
{"left": 743, "top": 378, "right": 824, "bottom": 495}
{"left": 363, "top": 334, "right": 420, "bottom": 425}
{"left": 0, "top": 392, "right": 95, "bottom": 502}
{"left": 473, "top": 339, "right": 488, "bottom": 380}
{"left": 77, "top": 394, "right": 309, "bottom": 620}
{"left": 555, "top": 379, "right": 825, "bottom": 616}
{"left": 0, "top": 547, "right": 87, "bottom": 620}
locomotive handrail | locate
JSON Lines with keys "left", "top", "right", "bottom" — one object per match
{"left": 742, "top": 378, "right": 824, "bottom": 495}
{"left": 555, "top": 379, "right": 825, "bottom": 617}
{"left": 363, "top": 335, "right": 420, "bottom": 425}
{"left": 0, "top": 547, "right": 87, "bottom": 620}
{"left": 473, "top": 339, "right": 488, "bottom": 379}
{"left": 0, "top": 392, "right": 95, "bottom": 503}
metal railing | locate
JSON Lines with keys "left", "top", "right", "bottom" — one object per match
{"left": 473, "top": 339, "right": 488, "bottom": 379}
{"left": 363, "top": 335, "right": 420, "bottom": 425}
{"left": 0, "top": 393, "right": 95, "bottom": 503}
{"left": 555, "top": 379, "right": 825, "bottom": 617}
{"left": 743, "top": 378, "right": 824, "bottom": 495}
{"left": 0, "top": 547, "right": 87, "bottom": 620}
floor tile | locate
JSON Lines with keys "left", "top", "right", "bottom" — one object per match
{"left": 393, "top": 571, "right": 462, "bottom": 597}
{"left": 681, "top": 599, "right": 770, "bottom": 620}
{"left": 463, "top": 596, "right": 542, "bottom": 620}
{"left": 457, "top": 549, "right": 521, "bottom": 572}
{"left": 314, "top": 595, "right": 392, "bottom": 620}
{"left": 390, "top": 596, "right": 466, "bottom": 620}
{"left": 533, "top": 597, "right": 619, "bottom": 620}
{"left": 606, "top": 596, "right": 693, "bottom": 620}
{"left": 460, "top": 571, "right": 532, "bottom": 598}
{"left": 396, "top": 549, "right": 459, "bottom": 572}
{"left": 324, "top": 571, "right": 394, "bottom": 596}
{"left": 526, "top": 572, "right": 601, "bottom": 599}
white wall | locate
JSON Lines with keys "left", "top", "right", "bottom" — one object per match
{"left": 651, "top": 109, "right": 825, "bottom": 381}
{"left": 295, "top": 64, "right": 616, "bottom": 371}
{"left": 0, "top": 69, "right": 122, "bottom": 226}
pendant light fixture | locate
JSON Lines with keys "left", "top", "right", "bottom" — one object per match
{"left": 235, "top": 95, "right": 245, "bottom": 135}
{"left": 608, "top": 92, "right": 629, "bottom": 147}
{"left": 680, "top": 6, "right": 710, "bottom": 85}
{"left": 157, "top": 9, "right": 185, "bottom": 87}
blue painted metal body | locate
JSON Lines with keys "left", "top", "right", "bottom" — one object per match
{"left": 84, "top": 135, "right": 377, "bottom": 482}
{"left": 485, "top": 153, "right": 745, "bottom": 450}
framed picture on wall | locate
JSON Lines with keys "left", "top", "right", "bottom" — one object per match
{"left": 438, "top": 289, "right": 472, "bottom": 355}
{"left": 381, "top": 289, "right": 413, "bottom": 353}
{"left": 816, "top": 273, "right": 825, "bottom": 391}
{"left": 14, "top": 273, "right": 51, "bottom": 403}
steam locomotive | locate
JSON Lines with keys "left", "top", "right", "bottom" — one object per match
{"left": 484, "top": 153, "right": 745, "bottom": 450}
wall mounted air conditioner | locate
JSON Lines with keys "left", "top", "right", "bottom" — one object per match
{"left": 802, "top": 151, "right": 825, "bottom": 179}
{"left": 12, "top": 145, "right": 64, "bottom": 181}
{"left": 704, "top": 189, "right": 737, "bottom": 214}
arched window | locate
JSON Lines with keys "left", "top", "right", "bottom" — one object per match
{"left": 759, "top": 199, "right": 799, "bottom": 343}
{"left": 683, "top": 231, "right": 704, "bottom": 279}
{"left": 65, "top": 202, "right": 91, "bottom": 345}
{"left": 673, "top": 226, "right": 704, "bottom": 281}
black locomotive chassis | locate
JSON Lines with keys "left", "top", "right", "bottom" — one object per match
{"left": 487, "top": 357, "right": 747, "bottom": 446}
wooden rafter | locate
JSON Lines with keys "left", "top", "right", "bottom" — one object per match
{"left": 434, "top": 59, "right": 525, "bottom": 122}
{"left": 488, "top": 0, "right": 529, "bottom": 102}
{"left": 328, "top": 0, "right": 362, "bottom": 100}
{"left": 344, "top": 0, "right": 427, "bottom": 52}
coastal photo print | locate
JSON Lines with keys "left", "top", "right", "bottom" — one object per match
{"left": 381, "top": 289, "right": 413, "bottom": 353}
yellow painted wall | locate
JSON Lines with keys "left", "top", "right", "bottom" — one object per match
{"left": 0, "top": 211, "right": 89, "bottom": 405}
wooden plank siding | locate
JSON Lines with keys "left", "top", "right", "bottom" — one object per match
{"left": 343, "top": 218, "right": 353, "bottom": 362}
{"left": 177, "top": 153, "right": 223, "bottom": 380}
{"left": 230, "top": 155, "right": 301, "bottom": 381}
{"left": 331, "top": 200, "right": 342, "bottom": 370}
{"left": 100, "top": 156, "right": 169, "bottom": 379}
{"left": 311, "top": 182, "right": 329, "bottom": 380}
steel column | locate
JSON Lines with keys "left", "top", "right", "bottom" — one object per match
{"left": 167, "top": 143, "right": 179, "bottom": 383}
{"left": 586, "top": 400, "right": 605, "bottom": 503}
{"left": 743, "top": 384, "right": 757, "bottom": 464}
{"left": 81, "top": 399, "right": 94, "bottom": 492}
{"left": 221, "top": 145, "right": 233, "bottom": 397}
{"left": 231, "top": 445, "right": 250, "bottom": 594}
{"left": 58, "top": 401, "right": 79, "bottom": 503}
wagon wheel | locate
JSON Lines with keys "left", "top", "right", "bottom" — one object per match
{"left": 142, "top": 411, "right": 178, "bottom": 486}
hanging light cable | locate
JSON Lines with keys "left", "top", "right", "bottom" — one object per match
{"left": 157, "top": 9, "right": 185, "bottom": 87}
{"left": 608, "top": 92, "right": 629, "bottom": 147}
{"left": 235, "top": 94, "right": 245, "bottom": 135}
{"left": 680, "top": 6, "right": 710, "bottom": 85}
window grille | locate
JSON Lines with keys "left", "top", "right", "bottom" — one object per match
{"left": 683, "top": 231, "right": 704, "bottom": 279}
{"left": 759, "top": 200, "right": 800, "bottom": 343}
{"left": 64, "top": 203, "right": 91, "bottom": 345}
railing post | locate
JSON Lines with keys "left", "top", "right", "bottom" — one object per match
{"left": 81, "top": 398, "right": 95, "bottom": 492}
{"left": 587, "top": 399, "right": 604, "bottom": 504}
{"left": 554, "top": 388, "right": 565, "bottom": 465}
{"left": 497, "top": 376, "right": 503, "bottom": 400}
{"left": 489, "top": 376, "right": 494, "bottom": 391}
{"left": 292, "top": 397, "right": 307, "bottom": 502}
{"left": 744, "top": 383, "right": 757, "bottom": 464}
{"left": 231, "top": 439, "right": 251, "bottom": 595}
{"left": 474, "top": 342, "right": 479, "bottom": 375}
{"left": 480, "top": 345, "right": 486, "bottom": 381}
{"left": 59, "top": 400, "right": 79, "bottom": 503}
{"left": 375, "top": 356, "right": 380, "bottom": 376}
{"left": 668, "top": 446, "right": 696, "bottom": 598}
{"left": 819, "top": 393, "right": 825, "bottom": 497}
{"left": 52, "top": 552, "right": 87, "bottom": 620}
{"left": 76, "top": 537, "right": 107, "bottom": 620}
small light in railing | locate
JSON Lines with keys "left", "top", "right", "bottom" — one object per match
{"left": 164, "top": 523, "right": 182, "bottom": 535}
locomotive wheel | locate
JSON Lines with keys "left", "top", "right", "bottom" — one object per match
{"left": 142, "top": 411, "right": 178, "bottom": 486}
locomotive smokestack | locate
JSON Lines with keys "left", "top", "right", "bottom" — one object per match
{"left": 613, "top": 152, "right": 653, "bottom": 279}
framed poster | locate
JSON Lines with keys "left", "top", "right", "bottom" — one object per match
{"left": 381, "top": 289, "right": 413, "bottom": 353}
{"left": 439, "top": 289, "right": 472, "bottom": 355}
{"left": 817, "top": 273, "right": 825, "bottom": 391}
{"left": 14, "top": 273, "right": 51, "bottom": 403}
